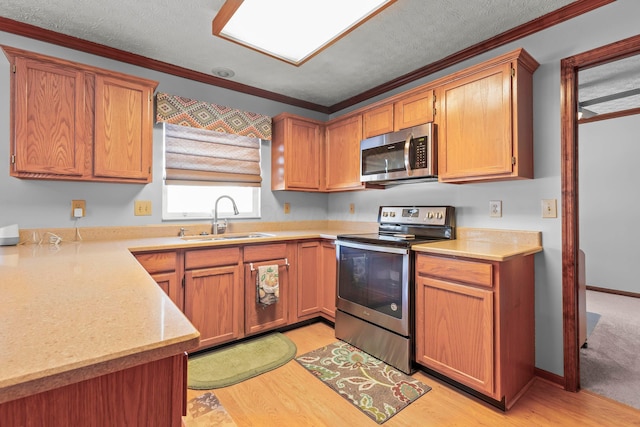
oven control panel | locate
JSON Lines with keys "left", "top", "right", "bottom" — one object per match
{"left": 378, "top": 206, "right": 449, "bottom": 226}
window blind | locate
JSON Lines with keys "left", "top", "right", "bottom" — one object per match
{"left": 164, "top": 123, "right": 261, "bottom": 186}
{"left": 156, "top": 92, "right": 270, "bottom": 186}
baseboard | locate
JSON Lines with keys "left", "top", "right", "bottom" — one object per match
{"left": 534, "top": 367, "right": 565, "bottom": 387}
{"left": 586, "top": 286, "right": 640, "bottom": 299}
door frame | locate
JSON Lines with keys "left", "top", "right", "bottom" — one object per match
{"left": 560, "top": 33, "right": 640, "bottom": 392}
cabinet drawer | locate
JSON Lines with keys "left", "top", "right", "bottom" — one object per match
{"left": 134, "top": 251, "right": 177, "bottom": 274}
{"left": 417, "top": 255, "right": 493, "bottom": 288}
{"left": 185, "top": 247, "right": 241, "bottom": 270}
{"left": 243, "top": 243, "right": 288, "bottom": 262}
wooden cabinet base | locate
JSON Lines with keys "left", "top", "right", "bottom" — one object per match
{"left": 0, "top": 354, "right": 186, "bottom": 427}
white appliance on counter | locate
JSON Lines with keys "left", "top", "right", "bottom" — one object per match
{"left": 0, "top": 224, "right": 19, "bottom": 246}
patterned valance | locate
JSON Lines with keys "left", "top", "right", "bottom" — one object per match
{"left": 156, "top": 92, "right": 272, "bottom": 140}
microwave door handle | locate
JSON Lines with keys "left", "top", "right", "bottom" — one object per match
{"left": 404, "top": 133, "right": 413, "bottom": 176}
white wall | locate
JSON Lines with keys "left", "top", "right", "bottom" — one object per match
{"left": 1, "top": 0, "right": 639, "bottom": 377}
{"left": 579, "top": 114, "right": 640, "bottom": 294}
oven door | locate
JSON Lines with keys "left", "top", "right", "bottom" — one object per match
{"left": 335, "top": 240, "right": 410, "bottom": 336}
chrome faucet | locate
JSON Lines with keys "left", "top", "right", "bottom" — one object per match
{"left": 212, "top": 195, "right": 239, "bottom": 235}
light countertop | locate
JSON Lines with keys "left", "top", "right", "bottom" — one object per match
{"left": 412, "top": 228, "right": 543, "bottom": 261}
{"left": 0, "top": 225, "right": 541, "bottom": 405}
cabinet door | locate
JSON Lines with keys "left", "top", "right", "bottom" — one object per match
{"left": 415, "top": 275, "right": 494, "bottom": 396}
{"left": 437, "top": 62, "right": 514, "bottom": 182}
{"left": 93, "top": 74, "right": 153, "bottom": 182}
{"left": 151, "top": 272, "right": 183, "bottom": 312}
{"left": 12, "top": 56, "right": 86, "bottom": 177}
{"left": 272, "top": 115, "right": 322, "bottom": 191}
{"left": 184, "top": 265, "right": 243, "bottom": 349}
{"left": 245, "top": 261, "right": 289, "bottom": 335}
{"left": 393, "top": 89, "right": 434, "bottom": 131}
{"left": 362, "top": 103, "right": 394, "bottom": 138}
{"left": 320, "top": 240, "right": 337, "bottom": 320}
{"left": 296, "top": 241, "right": 321, "bottom": 319}
{"left": 325, "top": 115, "right": 363, "bottom": 191}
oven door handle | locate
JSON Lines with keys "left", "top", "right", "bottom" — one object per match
{"left": 335, "top": 240, "right": 410, "bottom": 255}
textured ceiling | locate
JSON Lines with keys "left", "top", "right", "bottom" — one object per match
{"left": 578, "top": 55, "right": 640, "bottom": 116}
{"left": 0, "top": 0, "right": 582, "bottom": 108}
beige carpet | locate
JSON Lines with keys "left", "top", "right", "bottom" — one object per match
{"left": 580, "top": 290, "right": 640, "bottom": 409}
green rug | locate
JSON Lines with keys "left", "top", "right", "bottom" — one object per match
{"left": 188, "top": 332, "right": 297, "bottom": 389}
{"left": 296, "top": 341, "right": 431, "bottom": 424}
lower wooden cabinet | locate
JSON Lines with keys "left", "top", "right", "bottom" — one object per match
{"left": 135, "top": 239, "right": 337, "bottom": 353}
{"left": 415, "top": 253, "right": 535, "bottom": 409}
{"left": 244, "top": 243, "right": 293, "bottom": 335}
{"left": 184, "top": 247, "right": 244, "bottom": 349}
{"left": 0, "top": 353, "right": 187, "bottom": 427}
{"left": 296, "top": 241, "right": 322, "bottom": 320}
{"left": 295, "top": 239, "right": 337, "bottom": 322}
{"left": 319, "top": 240, "right": 337, "bottom": 320}
{"left": 133, "top": 250, "right": 183, "bottom": 311}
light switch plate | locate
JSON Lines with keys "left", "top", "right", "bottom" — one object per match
{"left": 489, "top": 200, "right": 502, "bottom": 218}
{"left": 542, "top": 199, "right": 557, "bottom": 218}
{"left": 134, "top": 200, "right": 152, "bottom": 216}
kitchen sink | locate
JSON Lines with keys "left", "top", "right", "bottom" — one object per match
{"left": 181, "top": 232, "right": 275, "bottom": 242}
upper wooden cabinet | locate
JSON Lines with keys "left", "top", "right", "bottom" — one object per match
{"left": 271, "top": 113, "right": 324, "bottom": 191}
{"left": 93, "top": 74, "right": 154, "bottom": 181}
{"left": 2, "top": 45, "right": 157, "bottom": 184}
{"left": 325, "top": 114, "right": 364, "bottom": 191}
{"left": 393, "top": 89, "right": 435, "bottom": 131}
{"left": 436, "top": 49, "right": 538, "bottom": 183}
{"left": 362, "top": 103, "right": 394, "bottom": 138}
{"left": 272, "top": 112, "right": 363, "bottom": 192}
{"left": 362, "top": 89, "right": 435, "bottom": 138}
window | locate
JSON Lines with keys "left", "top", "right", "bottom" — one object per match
{"left": 163, "top": 184, "right": 260, "bottom": 220}
{"left": 161, "top": 123, "right": 262, "bottom": 220}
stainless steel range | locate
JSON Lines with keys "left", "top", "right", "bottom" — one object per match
{"left": 335, "top": 206, "right": 455, "bottom": 374}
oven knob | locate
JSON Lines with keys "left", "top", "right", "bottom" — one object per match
{"left": 382, "top": 212, "right": 388, "bottom": 217}
{"left": 436, "top": 212, "right": 444, "bottom": 219}
{"left": 427, "top": 212, "right": 434, "bottom": 219}
{"left": 390, "top": 212, "right": 396, "bottom": 217}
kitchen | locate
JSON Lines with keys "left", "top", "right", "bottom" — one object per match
{"left": 1, "top": 0, "right": 640, "bottom": 425}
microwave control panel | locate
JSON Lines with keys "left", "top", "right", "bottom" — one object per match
{"left": 411, "top": 137, "right": 428, "bottom": 168}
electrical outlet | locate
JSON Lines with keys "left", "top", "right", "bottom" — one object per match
{"left": 134, "top": 200, "right": 152, "bottom": 216}
{"left": 489, "top": 200, "right": 502, "bottom": 218}
{"left": 71, "top": 200, "right": 86, "bottom": 218}
{"left": 542, "top": 199, "right": 557, "bottom": 218}
{"left": 284, "top": 202, "right": 290, "bottom": 214}
{"left": 349, "top": 203, "right": 355, "bottom": 214}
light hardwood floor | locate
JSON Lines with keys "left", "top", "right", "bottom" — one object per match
{"left": 186, "top": 322, "right": 640, "bottom": 426}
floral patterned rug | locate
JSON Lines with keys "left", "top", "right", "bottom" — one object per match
{"left": 295, "top": 341, "right": 431, "bottom": 424}
{"left": 183, "top": 392, "right": 237, "bottom": 427}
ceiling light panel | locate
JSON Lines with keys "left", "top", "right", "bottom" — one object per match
{"left": 213, "top": 0, "right": 395, "bottom": 66}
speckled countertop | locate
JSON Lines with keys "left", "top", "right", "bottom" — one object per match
{"left": 412, "top": 227, "right": 543, "bottom": 261}
{"left": 0, "top": 225, "right": 541, "bottom": 405}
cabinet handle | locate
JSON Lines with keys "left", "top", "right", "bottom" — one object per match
{"left": 249, "top": 258, "right": 290, "bottom": 272}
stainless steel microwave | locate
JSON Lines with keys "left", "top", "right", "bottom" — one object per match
{"left": 360, "top": 123, "right": 436, "bottom": 184}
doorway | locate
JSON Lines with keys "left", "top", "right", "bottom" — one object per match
{"left": 561, "top": 33, "right": 640, "bottom": 392}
